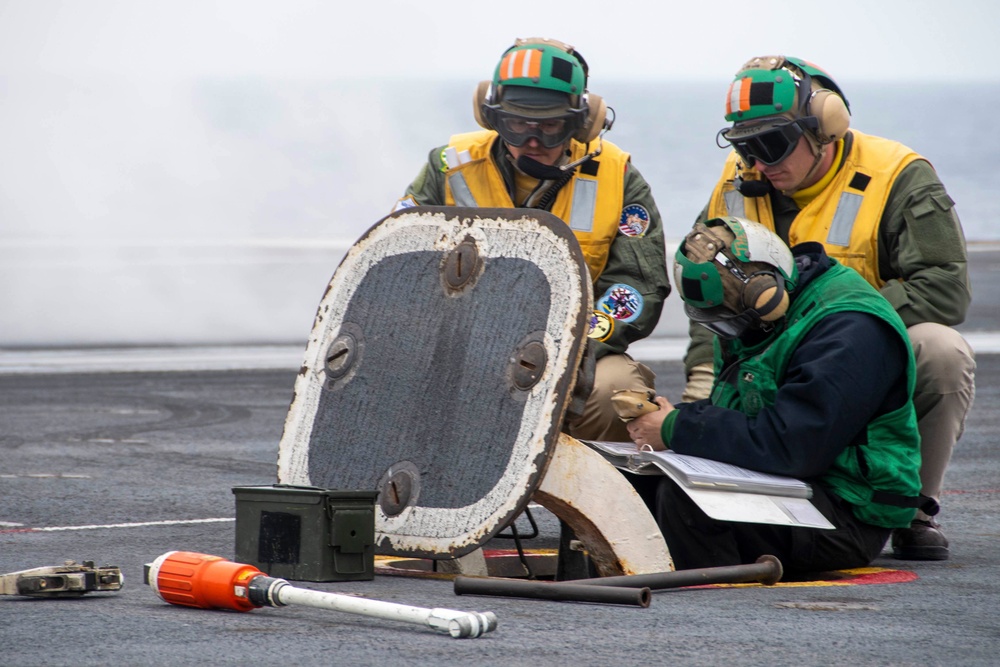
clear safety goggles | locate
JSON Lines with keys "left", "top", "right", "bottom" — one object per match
{"left": 492, "top": 108, "right": 582, "bottom": 148}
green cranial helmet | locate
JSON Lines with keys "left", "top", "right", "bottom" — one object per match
{"left": 723, "top": 55, "right": 849, "bottom": 124}
{"left": 492, "top": 38, "right": 588, "bottom": 100}
{"left": 674, "top": 217, "right": 798, "bottom": 339}
{"left": 720, "top": 56, "right": 852, "bottom": 149}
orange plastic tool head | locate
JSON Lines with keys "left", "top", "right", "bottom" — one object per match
{"left": 147, "top": 551, "right": 263, "bottom": 612}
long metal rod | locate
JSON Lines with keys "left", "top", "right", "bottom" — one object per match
{"left": 270, "top": 582, "right": 497, "bottom": 638}
{"left": 574, "top": 555, "right": 783, "bottom": 589}
{"left": 453, "top": 576, "right": 651, "bottom": 608}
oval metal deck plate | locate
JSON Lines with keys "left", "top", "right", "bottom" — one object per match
{"left": 277, "top": 207, "right": 591, "bottom": 558}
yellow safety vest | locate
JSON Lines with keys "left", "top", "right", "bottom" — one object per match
{"left": 443, "top": 130, "right": 628, "bottom": 281}
{"left": 708, "top": 130, "right": 920, "bottom": 287}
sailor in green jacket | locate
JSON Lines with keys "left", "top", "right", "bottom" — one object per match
{"left": 682, "top": 55, "right": 975, "bottom": 560}
{"left": 397, "top": 37, "right": 670, "bottom": 442}
{"left": 628, "top": 217, "right": 925, "bottom": 572}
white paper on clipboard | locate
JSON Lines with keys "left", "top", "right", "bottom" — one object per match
{"left": 679, "top": 486, "right": 835, "bottom": 529}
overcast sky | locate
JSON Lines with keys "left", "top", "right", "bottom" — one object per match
{"left": 1, "top": 0, "right": 996, "bottom": 83}
{"left": 1, "top": 0, "right": 995, "bottom": 346}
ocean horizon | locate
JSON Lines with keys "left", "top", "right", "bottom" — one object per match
{"left": 1, "top": 76, "right": 992, "bottom": 346}
{"left": 1, "top": 76, "right": 993, "bottom": 241}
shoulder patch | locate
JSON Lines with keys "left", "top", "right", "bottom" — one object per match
{"left": 392, "top": 196, "right": 418, "bottom": 213}
{"left": 587, "top": 311, "right": 615, "bottom": 341}
{"left": 597, "top": 283, "right": 644, "bottom": 323}
{"left": 619, "top": 204, "right": 650, "bottom": 237}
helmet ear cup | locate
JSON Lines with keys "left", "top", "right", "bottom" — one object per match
{"left": 744, "top": 272, "right": 789, "bottom": 322}
{"left": 808, "top": 89, "right": 850, "bottom": 143}
{"left": 473, "top": 80, "right": 493, "bottom": 130}
{"left": 574, "top": 93, "right": 607, "bottom": 143}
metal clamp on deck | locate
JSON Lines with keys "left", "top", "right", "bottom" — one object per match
{"left": 0, "top": 560, "right": 124, "bottom": 598}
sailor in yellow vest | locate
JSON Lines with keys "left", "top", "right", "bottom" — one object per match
{"left": 683, "top": 55, "right": 975, "bottom": 560}
{"left": 397, "top": 37, "right": 670, "bottom": 442}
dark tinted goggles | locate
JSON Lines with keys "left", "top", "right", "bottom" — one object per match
{"left": 683, "top": 302, "right": 759, "bottom": 340}
{"left": 722, "top": 120, "right": 805, "bottom": 167}
{"left": 492, "top": 108, "right": 581, "bottom": 148}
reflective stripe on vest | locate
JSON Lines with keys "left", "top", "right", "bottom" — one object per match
{"left": 724, "top": 190, "right": 745, "bottom": 219}
{"left": 569, "top": 179, "right": 598, "bottom": 232}
{"left": 447, "top": 172, "right": 478, "bottom": 208}
{"left": 827, "top": 191, "right": 864, "bottom": 246}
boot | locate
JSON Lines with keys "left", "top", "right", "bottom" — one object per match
{"left": 891, "top": 518, "right": 949, "bottom": 560}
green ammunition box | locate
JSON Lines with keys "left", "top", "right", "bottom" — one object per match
{"left": 232, "top": 484, "right": 378, "bottom": 582}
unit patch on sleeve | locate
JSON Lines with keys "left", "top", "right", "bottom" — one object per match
{"left": 618, "top": 204, "right": 650, "bottom": 237}
{"left": 392, "top": 195, "right": 418, "bottom": 212}
{"left": 587, "top": 311, "right": 615, "bottom": 341}
{"left": 597, "top": 283, "right": 644, "bottom": 323}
